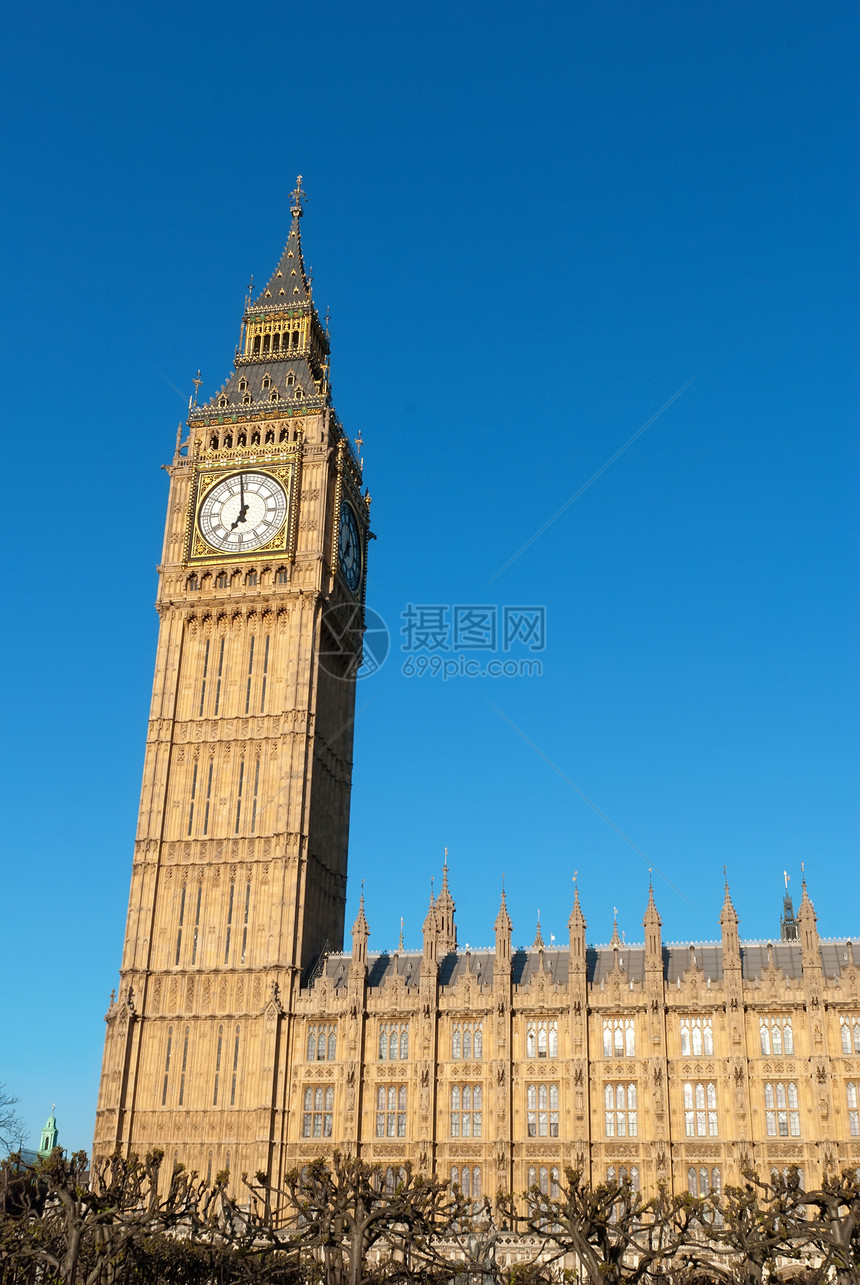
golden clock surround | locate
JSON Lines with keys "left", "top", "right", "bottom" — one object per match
{"left": 185, "top": 453, "right": 300, "bottom": 564}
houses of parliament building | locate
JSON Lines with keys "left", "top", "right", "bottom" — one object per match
{"left": 94, "top": 182, "right": 860, "bottom": 1204}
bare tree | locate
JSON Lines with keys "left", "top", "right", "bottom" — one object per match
{"left": 501, "top": 1167, "right": 699, "bottom": 1284}
{"left": 243, "top": 1153, "right": 470, "bottom": 1285}
{"left": 0, "top": 1085, "right": 25, "bottom": 1155}
{"left": 777, "top": 1167, "right": 860, "bottom": 1285}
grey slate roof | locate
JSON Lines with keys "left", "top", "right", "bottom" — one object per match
{"left": 250, "top": 210, "right": 311, "bottom": 310}
{"left": 201, "top": 356, "right": 322, "bottom": 414}
{"left": 314, "top": 938, "right": 858, "bottom": 995}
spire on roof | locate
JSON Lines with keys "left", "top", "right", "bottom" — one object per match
{"left": 798, "top": 868, "right": 817, "bottom": 923}
{"left": 494, "top": 884, "right": 512, "bottom": 934}
{"left": 643, "top": 875, "right": 661, "bottom": 927}
{"left": 435, "top": 851, "right": 457, "bottom": 953}
{"left": 351, "top": 890, "right": 369, "bottom": 939}
{"left": 253, "top": 175, "right": 312, "bottom": 308}
{"left": 568, "top": 875, "right": 586, "bottom": 932}
{"left": 610, "top": 909, "right": 621, "bottom": 949}
{"left": 720, "top": 869, "right": 739, "bottom": 926}
{"left": 533, "top": 913, "right": 545, "bottom": 951}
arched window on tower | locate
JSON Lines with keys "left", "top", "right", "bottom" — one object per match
{"left": 262, "top": 334, "right": 270, "bottom": 354}
{"left": 271, "top": 332, "right": 280, "bottom": 353}
{"left": 252, "top": 335, "right": 261, "bottom": 355}
{"left": 292, "top": 330, "right": 299, "bottom": 348}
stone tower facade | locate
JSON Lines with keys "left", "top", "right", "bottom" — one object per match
{"left": 95, "top": 194, "right": 860, "bottom": 1199}
{"left": 94, "top": 181, "right": 371, "bottom": 1179}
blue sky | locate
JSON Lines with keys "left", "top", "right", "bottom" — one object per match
{"left": 1, "top": 0, "right": 857, "bottom": 1155}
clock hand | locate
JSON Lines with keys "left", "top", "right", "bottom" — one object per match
{"left": 230, "top": 473, "right": 250, "bottom": 529}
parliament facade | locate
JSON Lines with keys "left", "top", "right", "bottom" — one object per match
{"left": 94, "top": 185, "right": 860, "bottom": 1202}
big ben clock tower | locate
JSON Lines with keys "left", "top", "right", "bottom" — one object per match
{"left": 94, "top": 180, "right": 370, "bottom": 1178}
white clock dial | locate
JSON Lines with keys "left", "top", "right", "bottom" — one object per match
{"left": 198, "top": 472, "right": 287, "bottom": 552}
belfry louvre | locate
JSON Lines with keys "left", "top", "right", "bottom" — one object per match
{"left": 94, "top": 184, "right": 860, "bottom": 1200}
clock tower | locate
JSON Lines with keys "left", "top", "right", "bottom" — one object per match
{"left": 94, "top": 180, "right": 370, "bottom": 1175}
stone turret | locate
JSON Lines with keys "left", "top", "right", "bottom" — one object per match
{"left": 720, "top": 876, "right": 740, "bottom": 962}
{"left": 435, "top": 860, "right": 457, "bottom": 954}
{"left": 350, "top": 894, "right": 369, "bottom": 971}
{"left": 568, "top": 884, "right": 586, "bottom": 970}
{"left": 422, "top": 891, "right": 439, "bottom": 968}
{"left": 643, "top": 882, "right": 662, "bottom": 965}
{"left": 494, "top": 887, "right": 512, "bottom": 967}
{"left": 798, "top": 878, "right": 819, "bottom": 964}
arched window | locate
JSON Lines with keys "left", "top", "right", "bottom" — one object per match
{"left": 252, "top": 335, "right": 261, "bottom": 355}
{"left": 463, "top": 1026, "right": 472, "bottom": 1058}
{"left": 450, "top": 1166, "right": 459, "bottom": 1191}
{"left": 294, "top": 387, "right": 303, "bottom": 400}
{"left": 243, "top": 393, "right": 251, "bottom": 405}
{"left": 262, "top": 334, "right": 270, "bottom": 353}
{"left": 307, "top": 1031, "right": 315, "bottom": 1061}
{"left": 764, "top": 1082, "right": 800, "bottom": 1136}
{"left": 279, "top": 427, "right": 288, "bottom": 442}
{"left": 400, "top": 1028, "right": 409, "bottom": 1059}
{"left": 216, "top": 572, "right": 228, "bottom": 589}
{"left": 210, "top": 434, "right": 219, "bottom": 449}
{"left": 327, "top": 1030, "right": 336, "bottom": 1060}
{"left": 270, "top": 389, "right": 279, "bottom": 401}
{"left": 245, "top": 570, "right": 258, "bottom": 587}
{"left": 275, "top": 567, "right": 289, "bottom": 585}
{"left": 683, "top": 1082, "right": 718, "bottom": 1137}
{"left": 238, "top": 378, "right": 247, "bottom": 392}
{"left": 292, "top": 330, "right": 299, "bottom": 348}
{"left": 271, "top": 333, "right": 280, "bottom": 353}
{"left": 223, "top": 433, "right": 233, "bottom": 448}
{"left": 603, "top": 1018, "right": 635, "bottom": 1057}
{"left": 286, "top": 372, "right": 295, "bottom": 387}
{"left": 688, "top": 1167, "right": 698, "bottom": 1196}
{"left": 251, "top": 429, "right": 261, "bottom": 445}
{"left": 317, "top": 1031, "right": 326, "bottom": 1061}
{"left": 187, "top": 574, "right": 199, "bottom": 591}
{"left": 265, "top": 428, "right": 275, "bottom": 444}
{"left": 452, "top": 1025, "right": 461, "bottom": 1059}
{"left": 237, "top": 431, "right": 246, "bottom": 446}
{"left": 213, "top": 1025, "right": 223, "bottom": 1104}
{"left": 262, "top": 375, "right": 271, "bottom": 390}
{"left": 847, "top": 1083, "right": 859, "bottom": 1135}
{"left": 527, "top": 1083, "right": 559, "bottom": 1136}
{"left": 218, "top": 395, "right": 228, "bottom": 408}
{"left": 680, "top": 1016, "right": 713, "bottom": 1056}
{"left": 473, "top": 1167, "right": 482, "bottom": 1200}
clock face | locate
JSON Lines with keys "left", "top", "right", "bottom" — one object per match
{"left": 198, "top": 472, "right": 288, "bottom": 552}
{"left": 338, "top": 502, "right": 362, "bottom": 592}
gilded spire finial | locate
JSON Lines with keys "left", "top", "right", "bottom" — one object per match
{"left": 191, "top": 370, "right": 202, "bottom": 406}
{"left": 398, "top": 917, "right": 404, "bottom": 951}
{"left": 290, "top": 175, "right": 306, "bottom": 218}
